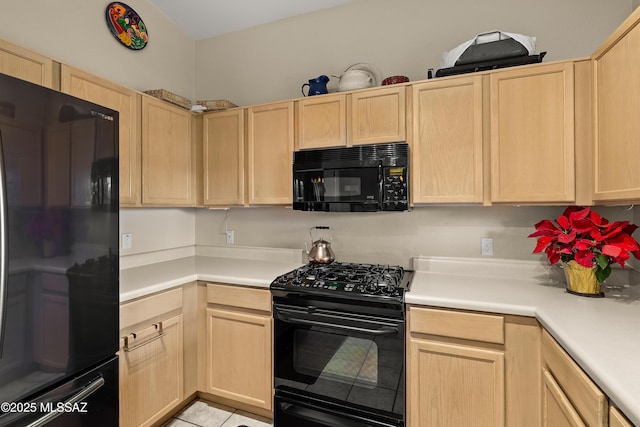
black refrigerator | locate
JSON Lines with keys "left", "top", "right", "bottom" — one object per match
{"left": 0, "top": 72, "right": 119, "bottom": 426}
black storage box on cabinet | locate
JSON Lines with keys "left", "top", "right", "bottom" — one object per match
{"left": 434, "top": 31, "right": 546, "bottom": 78}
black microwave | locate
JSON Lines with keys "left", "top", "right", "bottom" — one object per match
{"left": 292, "top": 142, "right": 409, "bottom": 212}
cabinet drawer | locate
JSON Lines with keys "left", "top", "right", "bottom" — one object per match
{"left": 206, "top": 283, "right": 271, "bottom": 313}
{"left": 409, "top": 306, "right": 504, "bottom": 344}
{"left": 542, "top": 330, "right": 607, "bottom": 427}
{"left": 120, "top": 287, "right": 183, "bottom": 331}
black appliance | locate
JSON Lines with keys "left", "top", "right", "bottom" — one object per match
{"left": 293, "top": 143, "right": 409, "bottom": 212}
{"left": 434, "top": 52, "right": 547, "bottom": 78}
{"left": 271, "top": 262, "right": 412, "bottom": 427}
{"left": 0, "top": 72, "right": 119, "bottom": 426}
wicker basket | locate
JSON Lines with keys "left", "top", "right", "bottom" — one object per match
{"left": 196, "top": 99, "right": 238, "bottom": 111}
{"left": 144, "top": 89, "right": 191, "bottom": 110}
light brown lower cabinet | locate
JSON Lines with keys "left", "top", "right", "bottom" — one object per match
{"left": 202, "top": 283, "right": 273, "bottom": 413}
{"left": 119, "top": 314, "right": 184, "bottom": 427}
{"left": 119, "top": 287, "right": 186, "bottom": 427}
{"left": 543, "top": 368, "right": 586, "bottom": 427}
{"left": 610, "top": 406, "right": 634, "bottom": 427}
{"left": 407, "top": 306, "right": 541, "bottom": 427}
{"left": 541, "top": 330, "right": 607, "bottom": 427}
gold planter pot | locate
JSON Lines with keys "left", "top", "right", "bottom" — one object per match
{"left": 563, "top": 260, "right": 604, "bottom": 297}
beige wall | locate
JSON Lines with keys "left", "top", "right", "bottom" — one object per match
{"left": 0, "top": 0, "right": 196, "bottom": 99}
{"left": 2, "top": 1, "right": 635, "bottom": 266}
{"left": 195, "top": 206, "right": 634, "bottom": 268}
{"left": 195, "top": 0, "right": 633, "bottom": 106}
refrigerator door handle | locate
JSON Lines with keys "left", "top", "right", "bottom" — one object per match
{"left": 0, "top": 130, "right": 8, "bottom": 357}
{"left": 25, "top": 376, "right": 106, "bottom": 427}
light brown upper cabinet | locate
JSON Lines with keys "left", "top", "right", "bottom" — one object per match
{"left": 202, "top": 108, "right": 245, "bottom": 206}
{"left": 296, "top": 86, "right": 406, "bottom": 149}
{"left": 61, "top": 65, "right": 141, "bottom": 206}
{"left": 0, "top": 39, "right": 54, "bottom": 88}
{"left": 141, "top": 95, "right": 195, "bottom": 206}
{"left": 410, "top": 75, "right": 484, "bottom": 204}
{"left": 296, "top": 93, "right": 346, "bottom": 149}
{"left": 349, "top": 86, "right": 406, "bottom": 145}
{"left": 490, "top": 61, "right": 576, "bottom": 204}
{"left": 247, "top": 101, "right": 294, "bottom": 205}
{"left": 592, "top": 7, "right": 640, "bottom": 203}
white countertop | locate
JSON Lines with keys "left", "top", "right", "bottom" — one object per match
{"left": 407, "top": 257, "right": 640, "bottom": 425}
{"left": 119, "top": 246, "right": 304, "bottom": 302}
{"left": 119, "top": 250, "right": 640, "bottom": 424}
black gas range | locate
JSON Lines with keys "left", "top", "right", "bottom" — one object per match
{"left": 270, "top": 261, "right": 412, "bottom": 427}
{"left": 271, "top": 262, "right": 412, "bottom": 315}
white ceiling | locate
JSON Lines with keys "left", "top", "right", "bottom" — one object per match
{"left": 148, "top": 0, "right": 355, "bottom": 40}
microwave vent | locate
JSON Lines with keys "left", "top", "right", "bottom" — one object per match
{"left": 294, "top": 142, "right": 408, "bottom": 164}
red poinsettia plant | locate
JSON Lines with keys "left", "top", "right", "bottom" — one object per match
{"left": 528, "top": 206, "right": 640, "bottom": 283}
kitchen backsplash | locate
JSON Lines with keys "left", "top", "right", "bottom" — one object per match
{"left": 120, "top": 205, "right": 636, "bottom": 269}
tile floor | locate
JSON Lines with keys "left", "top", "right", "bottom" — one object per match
{"left": 162, "top": 400, "right": 273, "bottom": 427}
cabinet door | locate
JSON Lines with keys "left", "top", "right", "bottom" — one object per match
{"left": 296, "top": 93, "right": 346, "bottom": 149}
{"left": 205, "top": 307, "right": 272, "bottom": 410}
{"left": 141, "top": 96, "right": 194, "bottom": 206}
{"left": 542, "top": 330, "right": 607, "bottom": 427}
{"left": 349, "top": 86, "right": 406, "bottom": 145}
{"left": 411, "top": 76, "right": 484, "bottom": 203}
{"left": 490, "top": 62, "right": 575, "bottom": 203}
{"left": 408, "top": 338, "right": 505, "bottom": 427}
{"left": 61, "top": 65, "right": 140, "bottom": 206}
{"left": 609, "top": 406, "right": 634, "bottom": 427}
{"left": 542, "top": 369, "right": 586, "bottom": 427}
{"left": 0, "top": 39, "right": 53, "bottom": 88}
{"left": 592, "top": 13, "right": 640, "bottom": 202}
{"left": 203, "top": 109, "right": 245, "bottom": 206}
{"left": 247, "top": 101, "right": 294, "bottom": 204}
{"left": 119, "top": 314, "right": 184, "bottom": 427}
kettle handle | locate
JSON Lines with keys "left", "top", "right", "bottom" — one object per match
{"left": 310, "top": 226, "right": 332, "bottom": 242}
{"left": 301, "top": 83, "right": 309, "bottom": 97}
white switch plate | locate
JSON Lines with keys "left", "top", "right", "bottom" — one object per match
{"left": 122, "top": 233, "right": 132, "bottom": 250}
{"left": 481, "top": 237, "right": 493, "bottom": 256}
{"left": 226, "top": 230, "right": 234, "bottom": 244}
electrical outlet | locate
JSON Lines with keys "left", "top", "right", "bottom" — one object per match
{"left": 481, "top": 237, "right": 493, "bottom": 256}
{"left": 226, "top": 230, "right": 234, "bottom": 244}
{"left": 122, "top": 233, "right": 132, "bottom": 250}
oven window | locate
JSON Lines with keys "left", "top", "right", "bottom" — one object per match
{"left": 295, "top": 330, "right": 379, "bottom": 388}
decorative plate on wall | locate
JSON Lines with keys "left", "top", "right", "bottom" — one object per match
{"left": 105, "top": 2, "right": 149, "bottom": 50}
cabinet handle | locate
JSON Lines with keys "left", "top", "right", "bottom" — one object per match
{"left": 122, "top": 321, "right": 166, "bottom": 352}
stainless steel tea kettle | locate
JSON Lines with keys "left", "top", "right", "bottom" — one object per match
{"left": 304, "top": 226, "right": 335, "bottom": 264}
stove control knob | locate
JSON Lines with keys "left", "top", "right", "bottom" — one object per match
{"left": 364, "top": 283, "right": 379, "bottom": 294}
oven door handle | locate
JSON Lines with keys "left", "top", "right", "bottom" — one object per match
{"left": 274, "top": 311, "right": 399, "bottom": 336}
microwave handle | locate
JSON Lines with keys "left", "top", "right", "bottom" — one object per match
{"left": 378, "top": 162, "right": 384, "bottom": 210}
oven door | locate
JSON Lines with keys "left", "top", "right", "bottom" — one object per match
{"left": 273, "top": 303, "right": 405, "bottom": 424}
